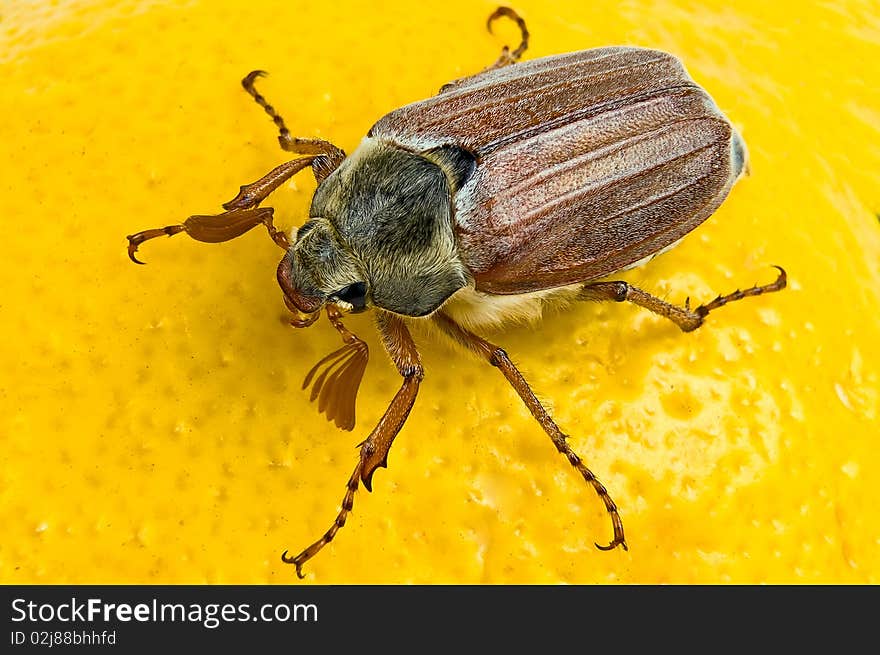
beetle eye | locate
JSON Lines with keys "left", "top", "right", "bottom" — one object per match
{"left": 334, "top": 282, "right": 367, "bottom": 312}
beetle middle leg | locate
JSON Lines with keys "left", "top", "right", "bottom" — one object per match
{"left": 241, "top": 70, "right": 345, "bottom": 183}
{"left": 432, "top": 311, "right": 628, "bottom": 553}
{"left": 282, "top": 312, "right": 422, "bottom": 577}
{"left": 126, "top": 157, "right": 316, "bottom": 263}
{"left": 578, "top": 266, "right": 787, "bottom": 332}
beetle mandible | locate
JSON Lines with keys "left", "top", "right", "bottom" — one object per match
{"left": 127, "top": 6, "right": 786, "bottom": 577}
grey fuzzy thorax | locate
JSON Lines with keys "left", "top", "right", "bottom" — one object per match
{"left": 302, "top": 138, "right": 469, "bottom": 317}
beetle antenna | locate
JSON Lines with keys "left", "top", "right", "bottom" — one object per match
{"left": 299, "top": 307, "right": 370, "bottom": 431}
{"left": 487, "top": 6, "right": 530, "bottom": 65}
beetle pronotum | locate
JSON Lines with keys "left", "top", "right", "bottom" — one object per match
{"left": 127, "top": 7, "right": 786, "bottom": 577}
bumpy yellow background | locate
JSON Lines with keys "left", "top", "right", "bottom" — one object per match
{"left": 2, "top": 0, "right": 878, "bottom": 584}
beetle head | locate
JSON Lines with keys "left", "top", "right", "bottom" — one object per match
{"left": 293, "top": 140, "right": 470, "bottom": 319}
{"left": 277, "top": 218, "right": 369, "bottom": 320}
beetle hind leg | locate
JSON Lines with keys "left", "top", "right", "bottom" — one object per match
{"left": 485, "top": 6, "right": 530, "bottom": 70}
{"left": 578, "top": 266, "right": 787, "bottom": 332}
{"left": 437, "top": 8, "right": 529, "bottom": 93}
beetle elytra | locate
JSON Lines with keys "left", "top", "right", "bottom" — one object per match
{"left": 127, "top": 6, "right": 786, "bottom": 577}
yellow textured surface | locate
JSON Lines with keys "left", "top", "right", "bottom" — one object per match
{"left": 2, "top": 0, "right": 878, "bottom": 584}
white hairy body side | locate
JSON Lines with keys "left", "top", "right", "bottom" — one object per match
{"left": 440, "top": 284, "right": 581, "bottom": 330}
{"left": 438, "top": 236, "right": 685, "bottom": 330}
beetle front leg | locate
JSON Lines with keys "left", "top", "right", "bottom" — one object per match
{"left": 241, "top": 70, "right": 346, "bottom": 183}
{"left": 282, "top": 312, "right": 423, "bottom": 578}
{"left": 126, "top": 157, "right": 318, "bottom": 263}
{"left": 579, "top": 266, "right": 787, "bottom": 333}
{"left": 126, "top": 207, "right": 287, "bottom": 264}
{"left": 432, "top": 311, "right": 627, "bottom": 553}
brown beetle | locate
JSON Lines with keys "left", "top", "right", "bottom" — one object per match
{"left": 127, "top": 7, "right": 786, "bottom": 577}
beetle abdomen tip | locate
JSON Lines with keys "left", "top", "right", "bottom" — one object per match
{"left": 731, "top": 129, "right": 749, "bottom": 179}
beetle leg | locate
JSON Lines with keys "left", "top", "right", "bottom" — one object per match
{"left": 579, "top": 266, "right": 787, "bottom": 333}
{"left": 221, "top": 156, "right": 315, "bottom": 211}
{"left": 241, "top": 70, "right": 346, "bottom": 183}
{"left": 437, "top": 8, "right": 530, "bottom": 93}
{"left": 485, "top": 6, "right": 530, "bottom": 70}
{"left": 126, "top": 157, "right": 318, "bottom": 263}
{"left": 432, "top": 311, "right": 628, "bottom": 553}
{"left": 127, "top": 207, "right": 288, "bottom": 264}
{"left": 282, "top": 312, "right": 422, "bottom": 577}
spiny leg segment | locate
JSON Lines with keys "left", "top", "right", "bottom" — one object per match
{"left": 127, "top": 71, "right": 349, "bottom": 263}
{"left": 241, "top": 70, "right": 345, "bottom": 182}
{"left": 283, "top": 313, "right": 423, "bottom": 577}
{"left": 126, "top": 158, "right": 316, "bottom": 263}
{"left": 432, "top": 312, "right": 627, "bottom": 552}
{"left": 578, "top": 266, "right": 787, "bottom": 332}
{"left": 282, "top": 459, "right": 364, "bottom": 579}
{"left": 486, "top": 6, "right": 530, "bottom": 70}
{"left": 439, "top": 6, "right": 531, "bottom": 93}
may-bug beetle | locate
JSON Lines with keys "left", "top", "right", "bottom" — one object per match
{"left": 127, "top": 6, "right": 786, "bottom": 577}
